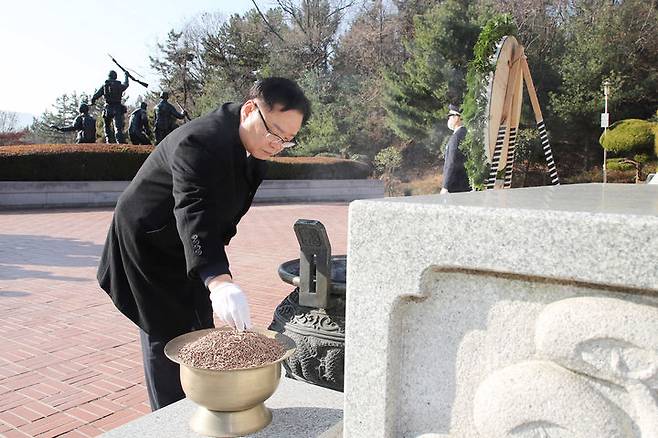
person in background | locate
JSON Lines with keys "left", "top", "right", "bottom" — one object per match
{"left": 440, "top": 104, "right": 471, "bottom": 194}
{"left": 97, "top": 77, "right": 310, "bottom": 411}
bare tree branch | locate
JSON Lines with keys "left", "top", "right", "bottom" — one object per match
{"left": 251, "top": 0, "right": 286, "bottom": 41}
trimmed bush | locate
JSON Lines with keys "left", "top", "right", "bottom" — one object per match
{"left": 0, "top": 144, "right": 153, "bottom": 181}
{"left": 599, "top": 119, "right": 657, "bottom": 155}
{"left": 266, "top": 157, "right": 371, "bottom": 179}
{"left": 0, "top": 144, "right": 371, "bottom": 181}
{"left": 606, "top": 157, "right": 635, "bottom": 172}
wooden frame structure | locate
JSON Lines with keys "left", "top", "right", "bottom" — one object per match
{"left": 484, "top": 36, "right": 559, "bottom": 189}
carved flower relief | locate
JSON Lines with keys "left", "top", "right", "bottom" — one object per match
{"left": 579, "top": 339, "right": 658, "bottom": 385}
{"left": 472, "top": 297, "right": 658, "bottom": 437}
{"left": 472, "top": 360, "right": 633, "bottom": 438}
{"left": 535, "top": 297, "right": 658, "bottom": 389}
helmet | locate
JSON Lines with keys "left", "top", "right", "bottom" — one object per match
{"left": 159, "top": 91, "right": 169, "bottom": 100}
{"left": 108, "top": 70, "right": 118, "bottom": 80}
{"left": 79, "top": 103, "right": 89, "bottom": 113}
{"left": 140, "top": 101, "right": 147, "bottom": 110}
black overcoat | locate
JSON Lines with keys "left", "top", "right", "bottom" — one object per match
{"left": 97, "top": 103, "right": 267, "bottom": 338}
{"left": 442, "top": 126, "right": 471, "bottom": 193}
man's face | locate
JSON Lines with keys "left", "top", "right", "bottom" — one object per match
{"left": 447, "top": 114, "right": 461, "bottom": 131}
{"left": 240, "top": 99, "right": 303, "bottom": 160}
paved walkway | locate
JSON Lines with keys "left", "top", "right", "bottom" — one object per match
{"left": 0, "top": 204, "right": 348, "bottom": 437}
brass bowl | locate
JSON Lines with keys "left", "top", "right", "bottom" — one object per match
{"left": 165, "top": 327, "right": 296, "bottom": 437}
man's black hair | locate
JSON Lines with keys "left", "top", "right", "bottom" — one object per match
{"left": 249, "top": 77, "right": 312, "bottom": 125}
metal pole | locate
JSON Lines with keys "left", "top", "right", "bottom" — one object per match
{"left": 603, "top": 81, "right": 609, "bottom": 184}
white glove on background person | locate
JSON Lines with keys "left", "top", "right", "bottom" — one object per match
{"left": 209, "top": 282, "right": 252, "bottom": 331}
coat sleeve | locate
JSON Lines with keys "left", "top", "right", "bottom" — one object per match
{"left": 171, "top": 135, "right": 236, "bottom": 279}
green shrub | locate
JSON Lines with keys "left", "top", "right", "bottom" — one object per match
{"left": 0, "top": 144, "right": 153, "bottom": 181}
{"left": 606, "top": 157, "right": 635, "bottom": 172}
{"left": 0, "top": 144, "right": 372, "bottom": 181}
{"left": 266, "top": 157, "right": 371, "bottom": 179}
{"left": 374, "top": 146, "right": 403, "bottom": 175}
{"left": 600, "top": 119, "right": 657, "bottom": 155}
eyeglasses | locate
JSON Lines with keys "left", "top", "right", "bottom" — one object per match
{"left": 254, "top": 103, "right": 296, "bottom": 148}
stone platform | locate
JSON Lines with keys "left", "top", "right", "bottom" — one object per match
{"left": 100, "top": 377, "right": 343, "bottom": 438}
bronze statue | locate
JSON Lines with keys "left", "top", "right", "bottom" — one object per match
{"left": 91, "top": 70, "right": 129, "bottom": 143}
{"left": 154, "top": 91, "right": 187, "bottom": 145}
{"left": 50, "top": 103, "right": 96, "bottom": 143}
{"left": 128, "top": 102, "right": 152, "bottom": 145}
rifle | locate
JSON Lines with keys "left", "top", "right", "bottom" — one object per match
{"left": 174, "top": 101, "right": 192, "bottom": 121}
{"left": 107, "top": 54, "right": 149, "bottom": 88}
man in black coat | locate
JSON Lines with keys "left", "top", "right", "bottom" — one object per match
{"left": 440, "top": 104, "right": 471, "bottom": 194}
{"left": 97, "top": 77, "right": 310, "bottom": 410}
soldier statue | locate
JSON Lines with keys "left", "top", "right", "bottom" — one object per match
{"left": 128, "top": 102, "right": 152, "bottom": 145}
{"left": 154, "top": 91, "right": 187, "bottom": 145}
{"left": 91, "top": 70, "right": 130, "bottom": 143}
{"left": 50, "top": 102, "right": 96, "bottom": 143}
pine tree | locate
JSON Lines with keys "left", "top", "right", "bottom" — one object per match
{"left": 383, "top": 0, "right": 479, "bottom": 150}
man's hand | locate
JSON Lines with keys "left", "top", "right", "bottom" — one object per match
{"left": 208, "top": 280, "right": 252, "bottom": 331}
{"left": 440, "top": 188, "right": 449, "bottom": 194}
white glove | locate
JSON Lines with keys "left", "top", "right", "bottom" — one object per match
{"left": 209, "top": 282, "right": 252, "bottom": 331}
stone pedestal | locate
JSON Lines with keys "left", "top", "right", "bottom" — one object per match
{"left": 344, "top": 184, "right": 658, "bottom": 437}
{"left": 100, "top": 377, "right": 343, "bottom": 438}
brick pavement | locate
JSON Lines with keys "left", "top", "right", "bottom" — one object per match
{"left": 0, "top": 203, "right": 348, "bottom": 437}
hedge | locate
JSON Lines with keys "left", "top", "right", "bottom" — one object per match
{"left": 0, "top": 144, "right": 371, "bottom": 181}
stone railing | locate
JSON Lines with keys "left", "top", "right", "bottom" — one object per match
{"left": 0, "top": 179, "right": 384, "bottom": 209}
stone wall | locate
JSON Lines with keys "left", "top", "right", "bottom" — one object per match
{"left": 0, "top": 179, "right": 384, "bottom": 209}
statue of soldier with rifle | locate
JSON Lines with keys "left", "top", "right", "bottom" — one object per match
{"left": 91, "top": 55, "right": 150, "bottom": 144}
{"left": 91, "top": 70, "right": 130, "bottom": 143}
{"left": 154, "top": 91, "right": 188, "bottom": 145}
{"left": 50, "top": 102, "right": 96, "bottom": 143}
{"left": 129, "top": 102, "right": 152, "bottom": 145}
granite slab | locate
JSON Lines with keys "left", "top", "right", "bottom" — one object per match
{"left": 101, "top": 377, "right": 343, "bottom": 438}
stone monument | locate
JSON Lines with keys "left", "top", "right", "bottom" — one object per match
{"left": 343, "top": 184, "right": 658, "bottom": 437}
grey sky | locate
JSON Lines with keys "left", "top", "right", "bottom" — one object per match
{"left": 0, "top": 0, "right": 256, "bottom": 117}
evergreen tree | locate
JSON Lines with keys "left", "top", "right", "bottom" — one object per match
{"left": 150, "top": 29, "right": 204, "bottom": 114}
{"left": 383, "top": 0, "right": 479, "bottom": 150}
{"left": 550, "top": 0, "right": 658, "bottom": 165}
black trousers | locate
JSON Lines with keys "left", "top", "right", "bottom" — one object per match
{"left": 139, "top": 307, "right": 214, "bottom": 411}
